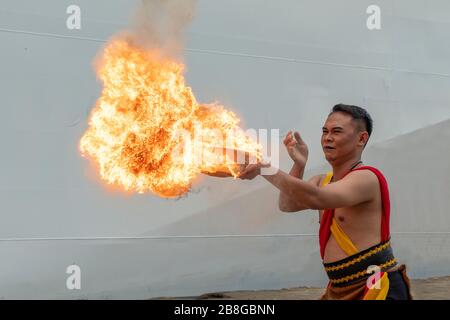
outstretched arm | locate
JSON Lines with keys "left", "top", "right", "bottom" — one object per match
{"left": 278, "top": 166, "right": 322, "bottom": 212}
{"left": 278, "top": 163, "right": 304, "bottom": 212}
{"left": 241, "top": 165, "right": 377, "bottom": 210}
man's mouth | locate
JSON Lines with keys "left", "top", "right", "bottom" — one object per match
{"left": 324, "top": 146, "right": 335, "bottom": 150}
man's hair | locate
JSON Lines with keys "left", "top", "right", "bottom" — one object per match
{"left": 329, "top": 104, "right": 373, "bottom": 141}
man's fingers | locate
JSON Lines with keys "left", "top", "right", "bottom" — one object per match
{"left": 285, "top": 131, "right": 303, "bottom": 146}
{"left": 294, "top": 131, "right": 302, "bottom": 143}
{"left": 284, "top": 132, "right": 297, "bottom": 146}
{"left": 240, "top": 170, "right": 257, "bottom": 180}
{"left": 287, "top": 140, "right": 296, "bottom": 148}
{"left": 239, "top": 171, "right": 252, "bottom": 179}
{"left": 283, "top": 131, "right": 292, "bottom": 145}
{"left": 244, "top": 164, "right": 258, "bottom": 172}
{"left": 239, "top": 165, "right": 252, "bottom": 177}
{"left": 284, "top": 139, "right": 291, "bottom": 147}
{"left": 239, "top": 164, "right": 259, "bottom": 178}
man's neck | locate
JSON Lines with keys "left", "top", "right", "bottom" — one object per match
{"left": 330, "top": 157, "right": 363, "bottom": 181}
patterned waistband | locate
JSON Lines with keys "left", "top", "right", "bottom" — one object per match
{"left": 323, "top": 240, "right": 398, "bottom": 287}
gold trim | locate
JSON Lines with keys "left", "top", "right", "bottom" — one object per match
{"left": 329, "top": 258, "right": 398, "bottom": 284}
{"left": 324, "top": 241, "right": 391, "bottom": 272}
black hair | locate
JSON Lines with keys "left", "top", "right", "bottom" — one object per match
{"left": 330, "top": 104, "right": 373, "bottom": 140}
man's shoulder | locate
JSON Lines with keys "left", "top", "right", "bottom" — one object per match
{"left": 345, "top": 167, "right": 381, "bottom": 188}
{"left": 348, "top": 166, "right": 385, "bottom": 180}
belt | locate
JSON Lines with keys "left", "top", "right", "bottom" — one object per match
{"left": 323, "top": 239, "right": 398, "bottom": 287}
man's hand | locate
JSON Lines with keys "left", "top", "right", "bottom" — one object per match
{"left": 283, "top": 131, "right": 308, "bottom": 168}
{"left": 238, "top": 162, "right": 271, "bottom": 180}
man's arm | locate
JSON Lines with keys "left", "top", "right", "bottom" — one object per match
{"left": 278, "top": 171, "right": 322, "bottom": 212}
{"left": 277, "top": 131, "right": 312, "bottom": 212}
{"left": 263, "top": 168, "right": 377, "bottom": 210}
{"left": 278, "top": 163, "right": 304, "bottom": 212}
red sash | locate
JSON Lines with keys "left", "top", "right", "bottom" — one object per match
{"left": 319, "top": 166, "right": 391, "bottom": 259}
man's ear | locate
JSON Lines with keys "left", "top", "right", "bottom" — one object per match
{"left": 358, "top": 131, "right": 369, "bottom": 147}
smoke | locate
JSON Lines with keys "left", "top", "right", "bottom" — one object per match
{"left": 130, "top": 0, "right": 197, "bottom": 59}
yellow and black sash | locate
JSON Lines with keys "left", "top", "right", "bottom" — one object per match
{"left": 323, "top": 239, "right": 397, "bottom": 285}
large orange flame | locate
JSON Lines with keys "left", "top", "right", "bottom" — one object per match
{"left": 79, "top": 37, "right": 262, "bottom": 197}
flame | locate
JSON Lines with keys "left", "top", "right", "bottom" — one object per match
{"left": 79, "top": 36, "right": 262, "bottom": 197}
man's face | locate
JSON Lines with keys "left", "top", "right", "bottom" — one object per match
{"left": 321, "top": 112, "right": 362, "bottom": 163}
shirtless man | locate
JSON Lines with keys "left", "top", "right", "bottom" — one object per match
{"left": 239, "top": 104, "right": 411, "bottom": 300}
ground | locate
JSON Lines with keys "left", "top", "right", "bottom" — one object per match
{"left": 159, "top": 276, "right": 450, "bottom": 300}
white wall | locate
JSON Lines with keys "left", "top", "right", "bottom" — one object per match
{"left": 0, "top": 0, "right": 449, "bottom": 298}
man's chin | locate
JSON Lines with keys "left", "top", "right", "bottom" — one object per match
{"left": 324, "top": 154, "right": 337, "bottom": 162}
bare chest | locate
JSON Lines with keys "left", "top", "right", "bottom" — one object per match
{"left": 320, "top": 199, "right": 383, "bottom": 263}
{"left": 333, "top": 200, "right": 380, "bottom": 229}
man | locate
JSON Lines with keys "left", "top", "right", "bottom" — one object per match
{"left": 239, "top": 104, "right": 412, "bottom": 300}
